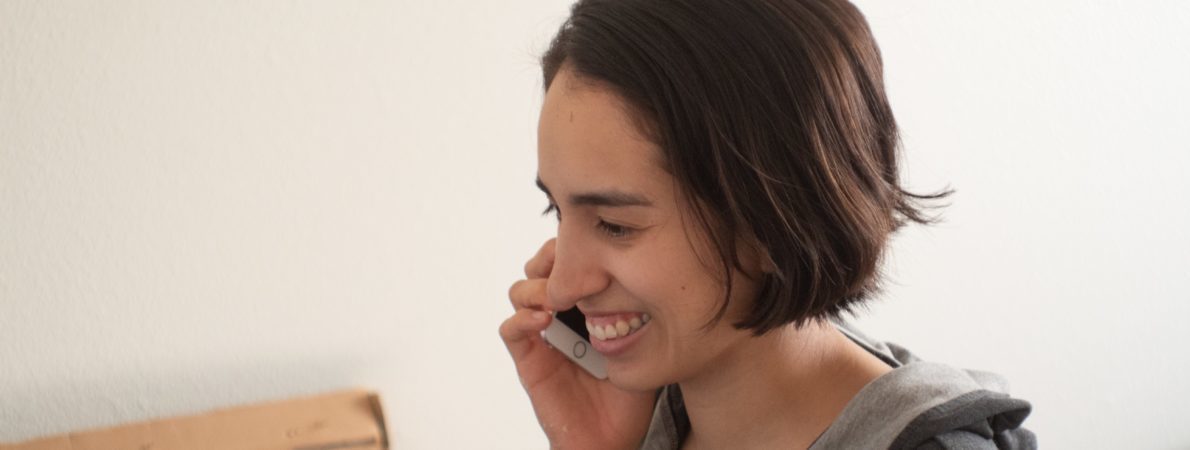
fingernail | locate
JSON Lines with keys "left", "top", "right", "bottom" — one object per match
{"left": 532, "top": 311, "right": 549, "bottom": 321}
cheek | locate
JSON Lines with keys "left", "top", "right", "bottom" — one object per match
{"left": 610, "top": 240, "right": 727, "bottom": 324}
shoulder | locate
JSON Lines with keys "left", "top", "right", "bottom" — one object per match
{"left": 888, "top": 385, "right": 1037, "bottom": 449}
{"left": 910, "top": 429, "right": 1037, "bottom": 450}
{"left": 817, "top": 321, "right": 1036, "bottom": 450}
{"left": 911, "top": 428, "right": 1036, "bottom": 450}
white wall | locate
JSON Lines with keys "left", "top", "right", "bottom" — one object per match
{"left": 1, "top": 1, "right": 1186, "bottom": 448}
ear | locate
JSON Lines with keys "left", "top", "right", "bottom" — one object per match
{"left": 759, "top": 250, "right": 777, "bottom": 274}
{"left": 756, "top": 244, "right": 777, "bottom": 274}
{"left": 737, "top": 232, "right": 777, "bottom": 276}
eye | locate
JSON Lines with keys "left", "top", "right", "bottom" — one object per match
{"left": 541, "top": 203, "right": 560, "bottom": 221}
{"left": 597, "top": 219, "right": 633, "bottom": 238}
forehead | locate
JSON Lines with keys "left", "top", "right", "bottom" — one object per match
{"left": 536, "top": 69, "right": 667, "bottom": 196}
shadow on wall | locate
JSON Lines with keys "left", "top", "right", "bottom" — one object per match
{"left": 0, "top": 354, "right": 375, "bottom": 443}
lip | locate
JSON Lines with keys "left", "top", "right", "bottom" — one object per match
{"left": 576, "top": 307, "right": 639, "bottom": 317}
{"left": 589, "top": 320, "right": 649, "bottom": 357}
{"left": 581, "top": 310, "right": 645, "bottom": 323}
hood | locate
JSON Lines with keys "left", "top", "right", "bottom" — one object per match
{"left": 813, "top": 322, "right": 1035, "bottom": 449}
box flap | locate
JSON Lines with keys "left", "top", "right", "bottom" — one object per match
{"left": 0, "top": 389, "right": 388, "bottom": 450}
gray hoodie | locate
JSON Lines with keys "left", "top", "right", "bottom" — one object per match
{"left": 638, "top": 322, "right": 1036, "bottom": 449}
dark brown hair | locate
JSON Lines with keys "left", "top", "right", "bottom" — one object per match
{"left": 542, "top": 0, "right": 952, "bottom": 334}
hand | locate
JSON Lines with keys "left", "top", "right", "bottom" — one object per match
{"left": 500, "top": 238, "right": 657, "bottom": 449}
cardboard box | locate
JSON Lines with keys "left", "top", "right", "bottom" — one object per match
{"left": 0, "top": 389, "right": 388, "bottom": 450}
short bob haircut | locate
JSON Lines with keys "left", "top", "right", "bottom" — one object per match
{"left": 541, "top": 0, "right": 952, "bottom": 335}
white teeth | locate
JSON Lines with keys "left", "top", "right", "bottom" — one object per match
{"left": 588, "top": 321, "right": 606, "bottom": 340}
{"left": 615, "top": 320, "right": 630, "bottom": 336}
{"left": 586, "top": 314, "right": 652, "bottom": 341}
{"left": 603, "top": 324, "right": 618, "bottom": 339}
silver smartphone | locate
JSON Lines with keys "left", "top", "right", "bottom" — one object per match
{"left": 541, "top": 307, "right": 608, "bottom": 379}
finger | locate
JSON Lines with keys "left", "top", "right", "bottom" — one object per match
{"left": 499, "top": 308, "right": 553, "bottom": 359}
{"left": 508, "top": 278, "right": 550, "bottom": 311}
{"left": 523, "top": 238, "right": 557, "bottom": 279}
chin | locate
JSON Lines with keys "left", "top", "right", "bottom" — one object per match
{"left": 605, "top": 362, "right": 672, "bottom": 392}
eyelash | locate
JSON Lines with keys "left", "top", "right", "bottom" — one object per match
{"left": 542, "top": 203, "right": 633, "bottom": 239}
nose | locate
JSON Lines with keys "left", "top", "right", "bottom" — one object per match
{"left": 545, "top": 230, "right": 610, "bottom": 312}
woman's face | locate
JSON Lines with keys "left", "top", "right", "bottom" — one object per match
{"left": 536, "top": 67, "right": 764, "bottom": 391}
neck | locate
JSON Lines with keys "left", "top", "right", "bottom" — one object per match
{"left": 678, "top": 320, "right": 891, "bottom": 450}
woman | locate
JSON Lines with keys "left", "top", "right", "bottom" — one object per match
{"left": 500, "top": 0, "right": 1035, "bottom": 448}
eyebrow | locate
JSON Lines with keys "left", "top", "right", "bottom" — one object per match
{"left": 536, "top": 176, "right": 654, "bottom": 208}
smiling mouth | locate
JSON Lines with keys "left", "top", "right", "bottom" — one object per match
{"left": 586, "top": 313, "right": 651, "bottom": 341}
